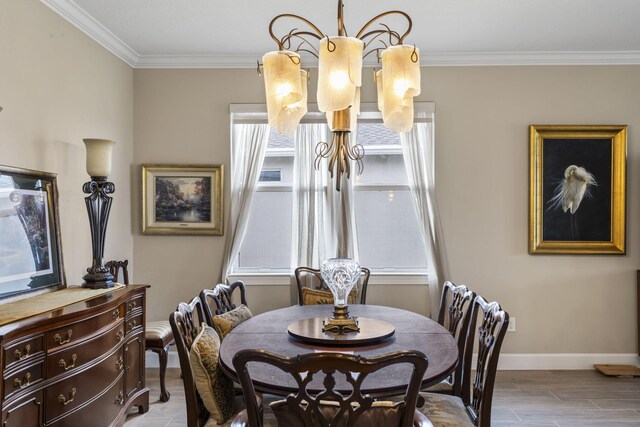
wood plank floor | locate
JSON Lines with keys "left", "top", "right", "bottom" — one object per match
{"left": 125, "top": 368, "right": 640, "bottom": 426}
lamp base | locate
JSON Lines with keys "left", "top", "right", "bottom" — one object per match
{"left": 322, "top": 305, "right": 360, "bottom": 333}
{"left": 82, "top": 268, "right": 115, "bottom": 289}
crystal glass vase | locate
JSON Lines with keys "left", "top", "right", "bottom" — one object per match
{"left": 320, "top": 258, "right": 362, "bottom": 333}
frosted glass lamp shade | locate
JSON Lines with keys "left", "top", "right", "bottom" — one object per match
{"left": 380, "top": 45, "right": 421, "bottom": 132}
{"left": 317, "top": 37, "right": 363, "bottom": 113}
{"left": 263, "top": 51, "right": 307, "bottom": 134}
{"left": 83, "top": 138, "right": 115, "bottom": 178}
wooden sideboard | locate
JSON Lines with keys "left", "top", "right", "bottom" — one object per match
{"left": 0, "top": 285, "right": 149, "bottom": 426}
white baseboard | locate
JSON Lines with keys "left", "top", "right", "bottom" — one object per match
{"left": 146, "top": 349, "right": 640, "bottom": 371}
{"left": 495, "top": 353, "right": 640, "bottom": 370}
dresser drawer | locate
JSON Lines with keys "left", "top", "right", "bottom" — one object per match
{"left": 1, "top": 390, "right": 43, "bottom": 427}
{"left": 3, "top": 334, "right": 44, "bottom": 371}
{"left": 125, "top": 312, "right": 143, "bottom": 334}
{"left": 44, "top": 349, "right": 123, "bottom": 422}
{"left": 3, "top": 360, "right": 44, "bottom": 401}
{"left": 47, "top": 376, "right": 123, "bottom": 427}
{"left": 46, "top": 321, "right": 125, "bottom": 379}
{"left": 125, "top": 295, "right": 143, "bottom": 314}
{"left": 46, "top": 306, "right": 123, "bottom": 351}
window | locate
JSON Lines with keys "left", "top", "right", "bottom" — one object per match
{"left": 353, "top": 123, "right": 427, "bottom": 271}
{"left": 231, "top": 105, "right": 432, "bottom": 276}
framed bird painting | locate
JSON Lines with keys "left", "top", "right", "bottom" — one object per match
{"left": 529, "top": 125, "right": 627, "bottom": 254}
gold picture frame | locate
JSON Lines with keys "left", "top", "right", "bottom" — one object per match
{"left": 142, "top": 164, "right": 224, "bottom": 235}
{"left": 529, "top": 125, "right": 626, "bottom": 254}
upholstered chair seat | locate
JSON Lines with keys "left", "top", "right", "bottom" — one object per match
{"left": 419, "top": 393, "right": 474, "bottom": 427}
{"left": 146, "top": 320, "right": 174, "bottom": 340}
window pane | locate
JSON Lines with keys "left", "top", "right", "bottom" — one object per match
{"left": 355, "top": 189, "right": 427, "bottom": 270}
{"left": 354, "top": 123, "right": 407, "bottom": 185}
{"left": 237, "top": 191, "right": 292, "bottom": 270}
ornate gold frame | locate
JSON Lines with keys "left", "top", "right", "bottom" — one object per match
{"left": 529, "top": 125, "right": 626, "bottom": 254}
{"left": 141, "top": 164, "right": 224, "bottom": 236}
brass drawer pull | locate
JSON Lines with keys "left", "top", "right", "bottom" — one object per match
{"left": 127, "top": 301, "right": 137, "bottom": 311}
{"left": 58, "top": 388, "right": 76, "bottom": 406}
{"left": 128, "top": 320, "right": 138, "bottom": 329}
{"left": 54, "top": 330, "right": 73, "bottom": 345}
{"left": 116, "top": 331, "right": 124, "bottom": 342}
{"left": 115, "top": 356, "right": 124, "bottom": 371}
{"left": 13, "top": 372, "right": 31, "bottom": 389}
{"left": 114, "top": 391, "right": 124, "bottom": 406}
{"left": 112, "top": 309, "right": 120, "bottom": 320}
{"left": 59, "top": 354, "right": 77, "bottom": 371}
{"left": 14, "top": 344, "right": 31, "bottom": 361}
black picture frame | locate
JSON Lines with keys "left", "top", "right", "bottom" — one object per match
{"left": 0, "top": 165, "right": 66, "bottom": 298}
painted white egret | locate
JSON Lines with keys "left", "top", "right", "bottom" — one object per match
{"left": 549, "top": 165, "right": 596, "bottom": 214}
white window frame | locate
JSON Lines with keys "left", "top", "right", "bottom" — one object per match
{"left": 228, "top": 102, "right": 435, "bottom": 286}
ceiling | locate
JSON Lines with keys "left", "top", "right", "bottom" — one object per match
{"left": 42, "top": 0, "right": 640, "bottom": 68}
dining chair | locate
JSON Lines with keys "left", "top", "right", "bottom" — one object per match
{"left": 232, "top": 349, "right": 432, "bottom": 427}
{"left": 199, "top": 281, "right": 248, "bottom": 327}
{"left": 427, "top": 281, "right": 475, "bottom": 397}
{"left": 420, "top": 295, "right": 509, "bottom": 426}
{"left": 171, "top": 297, "right": 259, "bottom": 427}
{"left": 106, "top": 259, "right": 173, "bottom": 402}
{"left": 294, "top": 266, "right": 370, "bottom": 306}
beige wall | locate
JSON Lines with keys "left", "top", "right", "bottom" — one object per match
{"left": 3, "top": 1, "right": 637, "bottom": 355}
{"left": 134, "top": 65, "right": 640, "bottom": 355}
{"left": 0, "top": 0, "right": 134, "bottom": 288}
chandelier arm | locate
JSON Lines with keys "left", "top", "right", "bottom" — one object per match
{"left": 355, "top": 10, "right": 412, "bottom": 44}
{"left": 362, "top": 47, "right": 385, "bottom": 61}
{"left": 269, "top": 14, "right": 325, "bottom": 50}
{"left": 359, "top": 29, "right": 401, "bottom": 45}
{"left": 280, "top": 32, "right": 323, "bottom": 55}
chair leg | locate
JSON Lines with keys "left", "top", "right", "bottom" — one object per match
{"left": 151, "top": 346, "right": 171, "bottom": 402}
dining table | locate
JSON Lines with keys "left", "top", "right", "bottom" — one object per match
{"left": 218, "top": 304, "right": 458, "bottom": 398}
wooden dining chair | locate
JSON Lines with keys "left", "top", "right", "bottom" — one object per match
{"left": 199, "top": 281, "right": 248, "bottom": 327}
{"left": 231, "top": 349, "right": 432, "bottom": 427}
{"left": 294, "top": 266, "right": 370, "bottom": 306}
{"left": 106, "top": 259, "right": 173, "bottom": 402}
{"left": 427, "top": 281, "right": 475, "bottom": 397}
{"left": 170, "top": 297, "right": 210, "bottom": 427}
{"left": 420, "top": 295, "right": 509, "bottom": 426}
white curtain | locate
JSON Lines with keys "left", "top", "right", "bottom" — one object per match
{"left": 326, "top": 157, "right": 359, "bottom": 260}
{"left": 291, "top": 123, "right": 332, "bottom": 269}
{"left": 220, "top": 123, "right": 270, "bottom": 282}
{"left": 400, "top": 115, "right": 449, "bottom": 319}
{"left": 291, "top": 126, "right": 360, "bottom": 268}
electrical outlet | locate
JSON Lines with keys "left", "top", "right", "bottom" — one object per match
{"left": 507, "top": 317, "right": 516, "bottom": 332}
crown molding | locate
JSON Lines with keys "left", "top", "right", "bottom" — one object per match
{"left": 40, "top": 0, "right": 138, "bottom": 67}
{"left": 41, "top": 1, "right": 640, "bottom": 69}
{"left": 136, "top": 51, "right": 640, "bottom": 69}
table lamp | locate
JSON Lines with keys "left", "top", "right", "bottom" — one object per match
{"left": 82, "top": 138, "right": 116, "bottom": 289}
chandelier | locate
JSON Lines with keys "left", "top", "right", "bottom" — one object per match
{"left": 260, "top": 0, "right": 421, "bottom": 190}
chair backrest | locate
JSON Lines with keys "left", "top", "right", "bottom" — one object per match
{"left": 169, "top": 297, "right": 208, "bottom": 427}
{"left": 436, "top": 281, "right": 475, "bottom": 396}
{"left": 105, "top": 260, "right": 129, "bottom": 285}
{"left": 294, "top": 266, "right": 370, "bottom": 305}
{"left": 233, "top": 349, "right": 428, "bottom": 427}
{"left": 199, "top": 281, "right": 248, "bottom": 326}
{"left": 461, "top": 295, "right": 509, "bottom": 427}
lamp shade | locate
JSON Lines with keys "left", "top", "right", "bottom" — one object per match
{"left": 262, "top": 51, "right": 307, "bottom": 134}
{"left": 379, "top": 45, "right": 421, "bottom": 132}
{"left": 83, "top": 138, "right": 115, "bottom": 178}
{"left": 317, "top": 36, "right": 363, "bottom": 114}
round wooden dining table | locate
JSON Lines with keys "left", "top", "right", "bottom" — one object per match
{"left": 219, "top": 304, "right": 458, "bottom": 398}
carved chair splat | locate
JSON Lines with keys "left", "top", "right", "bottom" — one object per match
{"left": 232, "top": 349, "right": 430, "bottom": 427}
{"left": 199, "top": 281, "right": 248, "bottom": 327}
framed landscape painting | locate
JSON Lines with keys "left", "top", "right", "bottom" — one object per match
{"left": 0, "top": 165, "right": 65, "bottom": 298}
{"left": 142, "top": 164, "right": 224, "bottom": 235}
{"left": 529, "top": 125, "right": 626, "bottom": 254}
